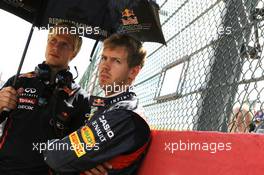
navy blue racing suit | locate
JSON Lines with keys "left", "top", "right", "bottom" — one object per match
{"left": 43, "top": 91, "right": 151, "bottom": 175}
{"left": 0, "top": 71, "right": 90, "bottom": 175}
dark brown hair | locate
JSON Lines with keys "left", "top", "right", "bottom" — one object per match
{"left": 103, "top": 34, "right": 147, "bottom": 68}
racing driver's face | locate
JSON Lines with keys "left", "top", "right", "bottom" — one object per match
{"left": 98, "top": 46, "right": 139, "bottom": 96}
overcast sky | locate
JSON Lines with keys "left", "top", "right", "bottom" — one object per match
{"left": 0, "top": 10, "right": 95, "bottom": 83}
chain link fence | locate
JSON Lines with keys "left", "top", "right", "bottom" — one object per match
{"left": 80, "top": 0, "right": 264, "bottom": 133}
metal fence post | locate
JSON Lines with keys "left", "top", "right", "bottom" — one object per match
{"left": 195, "top": 0, "right": 258, "bottom": 131}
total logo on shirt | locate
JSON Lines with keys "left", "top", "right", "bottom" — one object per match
{"left": 17, "top": 87, "right": 38, "bottom": 110}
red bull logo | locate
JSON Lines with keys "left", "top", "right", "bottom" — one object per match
{"left": 93, "top": 98, "right": 105, "bottom": 106}
{"left": 121, "top": 9, "right": 139, "bottom": 25}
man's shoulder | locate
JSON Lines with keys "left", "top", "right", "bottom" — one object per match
{"left": 71, "top": 83, "right": 89, "bottom": 98}
{"left": 108, "top": 95, "right": 145, "bottom": 116}
{"left": 106, "top": 98, "right": 150, "bottom": 129}
{"left": 107, "top": 102, "right": 151, "bottom": 138}
{"left": 109, "top": 99, "right": 138, "bottom": 111}
{"left": 18, "top": 71, "right": 37, "bottom": 79}
{"left": 3, "top": 71, "right": 37, "bottom": 87}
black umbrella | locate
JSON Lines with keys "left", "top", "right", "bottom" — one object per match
{"left": 0, "top": 0, "right": 165, "bottom": 86}
{"left": 0, "top": 0, "right": 165, "bottom": 42}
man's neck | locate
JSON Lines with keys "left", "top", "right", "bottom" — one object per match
{"left": 104, "top": 86, "right": 130, "bottom": 97}
{"left": 105, "top": 91, "right": 122, "bottom": 97}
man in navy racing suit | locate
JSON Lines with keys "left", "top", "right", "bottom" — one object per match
{"left": 0, "top": 22, "right": 110, "bottom": 175}
{"left": 43, "top": 34, "right": 151, "bottom": 175}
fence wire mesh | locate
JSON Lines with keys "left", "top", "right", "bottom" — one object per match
{"left": 80, "top": 0, "right": 264, "bottom": 133}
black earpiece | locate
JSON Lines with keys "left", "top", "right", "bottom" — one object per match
{"left": 35, "top": 63, "right": 51, "bottom": 83}
{"left": 55, "top": 70, "right": 73, "bottom": 88}
{"left": 35, "top": 62, "right": 73, "bottom": 88}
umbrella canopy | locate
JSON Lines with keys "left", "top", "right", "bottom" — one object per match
{"left": 0, "top": 0, "right": 166, "bottom": 86}
{"left": 0, "top": 0, "right": 166, "bottom": 44}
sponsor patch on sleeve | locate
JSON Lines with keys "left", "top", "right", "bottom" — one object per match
{"left": 69, "top": 131, "right": 86, "bottom": 158}
{"left": 81, "top": 126, "right": 96, "bottom": 147}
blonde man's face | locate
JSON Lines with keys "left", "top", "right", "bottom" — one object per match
{"left": 45, "top": 33, "right": 75, "bottom": 69}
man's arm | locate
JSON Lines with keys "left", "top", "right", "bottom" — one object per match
{"left": 0, "top": 76, "right": 17, "bottom": 122}
{"left": 83, "top": 162, "right": 112, "bottom": 175}
{"left": 0, "top": 87, "right": 17, "bottom": 113}
{"left": 68, "top": 88, "right": 91, "bottom": 132}
{"left": 70, "top": 89, "right": 114, "bottom": 175}
{"left": 43, "top": 110, "right": 150, "bottom": 172}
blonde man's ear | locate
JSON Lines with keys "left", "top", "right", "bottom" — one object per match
{"left": 73, "top": 36, "right": 82, "bottom": 57}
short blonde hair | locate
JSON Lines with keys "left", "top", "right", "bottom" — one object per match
{"left": 48, "top": 22, "right": 82, "bottom": 56}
